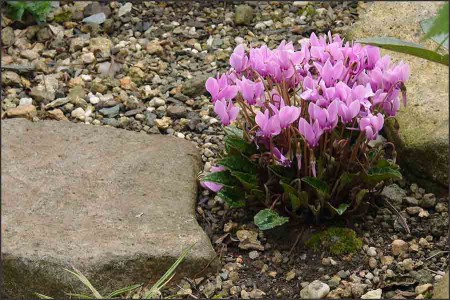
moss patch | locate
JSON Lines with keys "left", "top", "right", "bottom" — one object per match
{"left": 53, "top": 11, "right": 72, "bottom": 23}
{"left": 306, "top": 227, "right": 362, "bottom": 256}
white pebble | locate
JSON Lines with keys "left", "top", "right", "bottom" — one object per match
{"left": 81, "top": 74, "right": 92, "bottom": 81}
{"left": 71, "top": 107, "right": 85, "bottom": 120}
{"left": 89, "top": 95, "right": 100, "bottom": 104}
{"left": 19, "top": 98, "right": 33, "bottom": 106}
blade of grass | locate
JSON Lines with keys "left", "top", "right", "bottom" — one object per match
{"left": 107, "top": 284, "right": 143, "bottom": 298}
{"left": 35, "top": 293, "right": 54, "bottom": 299}
{"left": 64, "top": 267, "right": 103, "bottom": 299}
{"left": 65, "top": 293, "right": 94, "bottom": 299}
{"left": 422, "top": 3, "right": 449, "bottom": 41}
{"left": 143, "top": 243, "right": 195, "bottom": 299}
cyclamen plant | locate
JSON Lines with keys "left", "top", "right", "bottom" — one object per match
{"left": 200, "top": 32, "right": 409, "bottom": 230}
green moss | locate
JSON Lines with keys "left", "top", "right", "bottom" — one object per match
{"left": 53, "top": 11, "right": 73, "bottom": 23}
{"left": 306, "top": 227, "right": 362, "bottom": 256}
{"left": 296, "top": 6, "right": 316, "bottom": 17}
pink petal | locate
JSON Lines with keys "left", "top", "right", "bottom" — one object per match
{"left": 349, "top": 100, "right": 361, "bottom": 118}
{"left": 214, "top": 100, "right": 229, "bottom": 125}
{"left": 205, "top": 78, "right": 219, "bottom": 98}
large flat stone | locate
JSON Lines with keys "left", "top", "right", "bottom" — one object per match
{"left": 1, "top": 119, "right": 217, "bottom": 298}
{"left": 348, "top": 2, "right": 449, "bottom": 191}
{"left": 433, "top": 272, "right": 449, "bottom": 299}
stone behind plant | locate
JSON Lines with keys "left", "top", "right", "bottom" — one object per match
{"left": 1, "top": 119, "right": 217, "bottom": 298}
{"left": 348, "top": 2, "right": 449, "bottom": 192}
{"left": 433, "top": 272, "right": 449, "bottom": 299}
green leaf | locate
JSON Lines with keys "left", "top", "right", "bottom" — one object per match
{"left": 289, "top": 191, "right": 309, "bottom": 211}
{"left": 374, "top": 159, "right": 392, "bottom": 168}
{"left": 224, "top": 135, "right": 256, "bottom": 155}
{"left": 366, "top": 167, "right": 402, "bottom": 183}
{"left": 357, "top": 37, "right": 449, "bottom": 66}
{"left": 217, "top": 155, "right": 257, "bottom": 174}
{"left": 231, "top": 171, "right": 258, "bottom": 190}
{"left": 421, "top": 17, "right": 449, "bottom": 50}
{"left": 254, "top": 209, "right": 289, "bottom": 230}
{"left": 107, "top": 284, "right": 142, "bottom": 298}
{"left": 422, "top": 3, "right": 449, "bottom": 41}
{"left": 355, "top": 189, "right": 369, "bottom": 207}
{"left": 223, "top": 126, "right": 256, "bottom": 155}
{"left": 201, "top": 171, "right": 240, "bottom": 188}
{"left": 280, "top": 180, "right": 308, "bottom": 210}
{"left": 327, "top": 203, "right": 350, "bottom": 216}
{"left": 280, "top": 180, "right": 297, "bottom": 195}
{"left": 217, "top": 187, "right": 245, "bottom": 208}
{"left": 223, "top": 126, "right": 244, "bottom": 138}
{"left": 268, "top": 165, "right": 296, "bottom": 181}
{"left": 308, "top": 203, "right": 321, "bottom": 221}
{"left": 334, "top": 172, "right": 356, "bottom": 196}
{"left": 301, "top": 177, "right": 329, "bottom": 195}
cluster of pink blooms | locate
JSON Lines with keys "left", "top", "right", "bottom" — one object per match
{"left": 204, "top": 32, "right": 409, "bottom": 181}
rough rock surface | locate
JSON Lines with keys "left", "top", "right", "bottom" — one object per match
{"left": 433, "top": 272, "right": 449, "bottom": 299}
{"left": 349, "top": 1, "right": 449, "bottom": 190}
{"left": 1, "top": 119, "right": 217, "bottom": 298}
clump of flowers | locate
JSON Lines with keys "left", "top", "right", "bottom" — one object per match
{"left": 201, "top": 32, "right": 409, "bottom": 230}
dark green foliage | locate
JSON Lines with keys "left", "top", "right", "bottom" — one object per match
{"left": 201, "top": 126, "right": 402, "bottom": 230}
{"left": 306, "top": 227, "right": 362, "bottom": 256}
{"left": 217, "top": 187, "right": 245, "bottom": 208}
{"left": 7, "top": 1, "right": 52, "bottom": 23}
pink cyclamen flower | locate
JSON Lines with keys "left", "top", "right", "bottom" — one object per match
{"left": 255, "top": 109, "right": 281, "bottom": 137}
{"left": 314, "top": 59, "right": 344, "bottom": 87}
{"left": 298, "top": 118, "right": 323, "bottom": 148}
{"left": 382, "top": 90, "right": 401, "bottom": 116}
{"left": 359, "top": 113, "right": 384, "bottom": 140}
{"left": 273, "top": 40, "right": 305, "bottom": 70}
{"left": 214, "top": 99, "right": 240, "bottom": 126}
{"left": 308, "top": 100, "right": 339, "bottom": 131}
{"left": 338, "top": 99, "right": 361, "bottom": 123}
{"left": 235, "top": 76, "right": 265, "bottom": 105}
{"left": 205, "top": 74, "right": 238, "bottom": 103}
{"left": 201, "top": 166, "right": 225, "bottom": 192}
{"left": 363, "top": 46, "right": 381, "bottom": 70}
{"left": 273, "top": 147, "right": 291, "bottom": 167}
{"left": 249, "top": 44, "right": 273, "bottom": 77}
{"left": 300, "top": 75, "right": 319, "bottom": 101}
{"left": 269, "top": 101, "right": 301, "bottom": 129}
{"left": 269, "top": 89, "right": 283, "bottom": 107}
{"left": 230, "top": 44, "right": 249, "bottom": 73}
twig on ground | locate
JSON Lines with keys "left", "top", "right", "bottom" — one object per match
{"left": 424, "top": 267, "right": 444, "bottom": 275}
{"left": 175, "top": 284, "right": 198, "bottom": 299}
{"left": 425, "top": 251, "right": 449, "bottom": 260}
{"left": 192, "top": 244, "right": 224, "bottom": 279}
{"left": 289, "top": 226, "right": 306, "bottom": 255}
{"left": 384, "top": 199, "right": 411, "bottom": 234}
